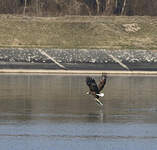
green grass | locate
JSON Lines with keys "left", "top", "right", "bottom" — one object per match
{"left": 0, "top": 15, "right": 157, "bottom": 49}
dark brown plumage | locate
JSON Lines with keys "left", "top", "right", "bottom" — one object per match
{"left": 86, "top": 73, "right": 107, "bottom": 99}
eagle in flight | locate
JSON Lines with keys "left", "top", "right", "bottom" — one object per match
{"left": 86, "top": 73, "right": 107, "bottom": 106}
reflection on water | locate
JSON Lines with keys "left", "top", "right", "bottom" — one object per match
{"left": 0, "top": 73, "right": 157, "bottom": 150}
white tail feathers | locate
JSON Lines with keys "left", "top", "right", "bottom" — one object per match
{"left": 96, "top": 93, "right": 104, "bottom": 97}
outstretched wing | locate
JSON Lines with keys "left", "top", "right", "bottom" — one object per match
{"left": 86, "top": 76, "right": 99, "bottom": 93}
{"left": 98, "top": 73, "right": 107, "bottom": 92}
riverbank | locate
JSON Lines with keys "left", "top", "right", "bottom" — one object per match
{"left": 0, "top": 15, "right": 157, "bottom": 73}
{"left": 0, "top": 15, "right": 157, "bottom": 50}
{"left": 0, "top": 69, "right": 157, "bottom": 75}
{"left": 0, "top": 48, "right": 157, "bottom": 72}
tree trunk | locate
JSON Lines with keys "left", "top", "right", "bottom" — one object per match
{"left": 36, "top": 0, "right": 41, "bottom": 16}
{"left": 121, "top": 0, "right": 127, "bottom": 15}
{"left": 23, "top": 0, "right": 27, "bottom": 15}
{"left": 115, "top": 0, "right": 118, "bottom": 9}
{"left": 105, "top": 0, "right": 115, "bottom": 15}
{"left": 96, "top": 0, "right": 100, "bottom": 15}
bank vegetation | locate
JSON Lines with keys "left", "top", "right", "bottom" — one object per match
{"left": 0, "top": 0, "right": 157, "bottom": 16}
{"left": 0, "top": 15, "right": 157, "bottom": 49}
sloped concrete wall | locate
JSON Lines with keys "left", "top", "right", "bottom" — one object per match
{"left": 0, "top": 48, "right": 157, "bottom": 64}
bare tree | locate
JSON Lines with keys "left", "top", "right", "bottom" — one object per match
{"left": 95, "top": 0, "right": 100, "bottom": 15}
{"left": 23, "top": 0, "right": 27, "bottom": 15}
{"left": 115, "top": 0, "right": 118, "bottom": 11}
{"left": 105, "top": 0, "right": 115, "bottom": 15}
{"left": 83, "top": 3, "right": 92, "bottom": 16}
{"left": 121, "top": 0, "right": 127, "bottom": 15}
{"left": 0, "top": 0, "right": 157, "bottom": 16}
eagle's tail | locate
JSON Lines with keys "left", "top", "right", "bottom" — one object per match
{"left": 96, "top": 93, "right": 104, "bottom": 97}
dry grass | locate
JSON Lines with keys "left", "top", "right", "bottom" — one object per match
{"left": 0, "top": 15, "right": 157, "bottom": 49}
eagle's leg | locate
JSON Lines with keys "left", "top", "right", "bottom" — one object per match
{"left": 94, "top": 98, "right": 103, "bottom": 106}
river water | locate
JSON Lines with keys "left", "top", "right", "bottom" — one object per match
{"left": 0, "top": 74, "right": 157, "bottom": 150}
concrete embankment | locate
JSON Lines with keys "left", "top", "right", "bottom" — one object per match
{"left": 0, "top": 48, "right": 157, "bottom": 74}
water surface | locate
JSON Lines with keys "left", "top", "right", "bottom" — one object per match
{"left": 0, "top": 74, "right": 157, "bottom": 150}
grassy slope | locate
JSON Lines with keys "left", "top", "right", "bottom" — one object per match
{"left": 0, "top": 15, "right": 157, "bottom": 49}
